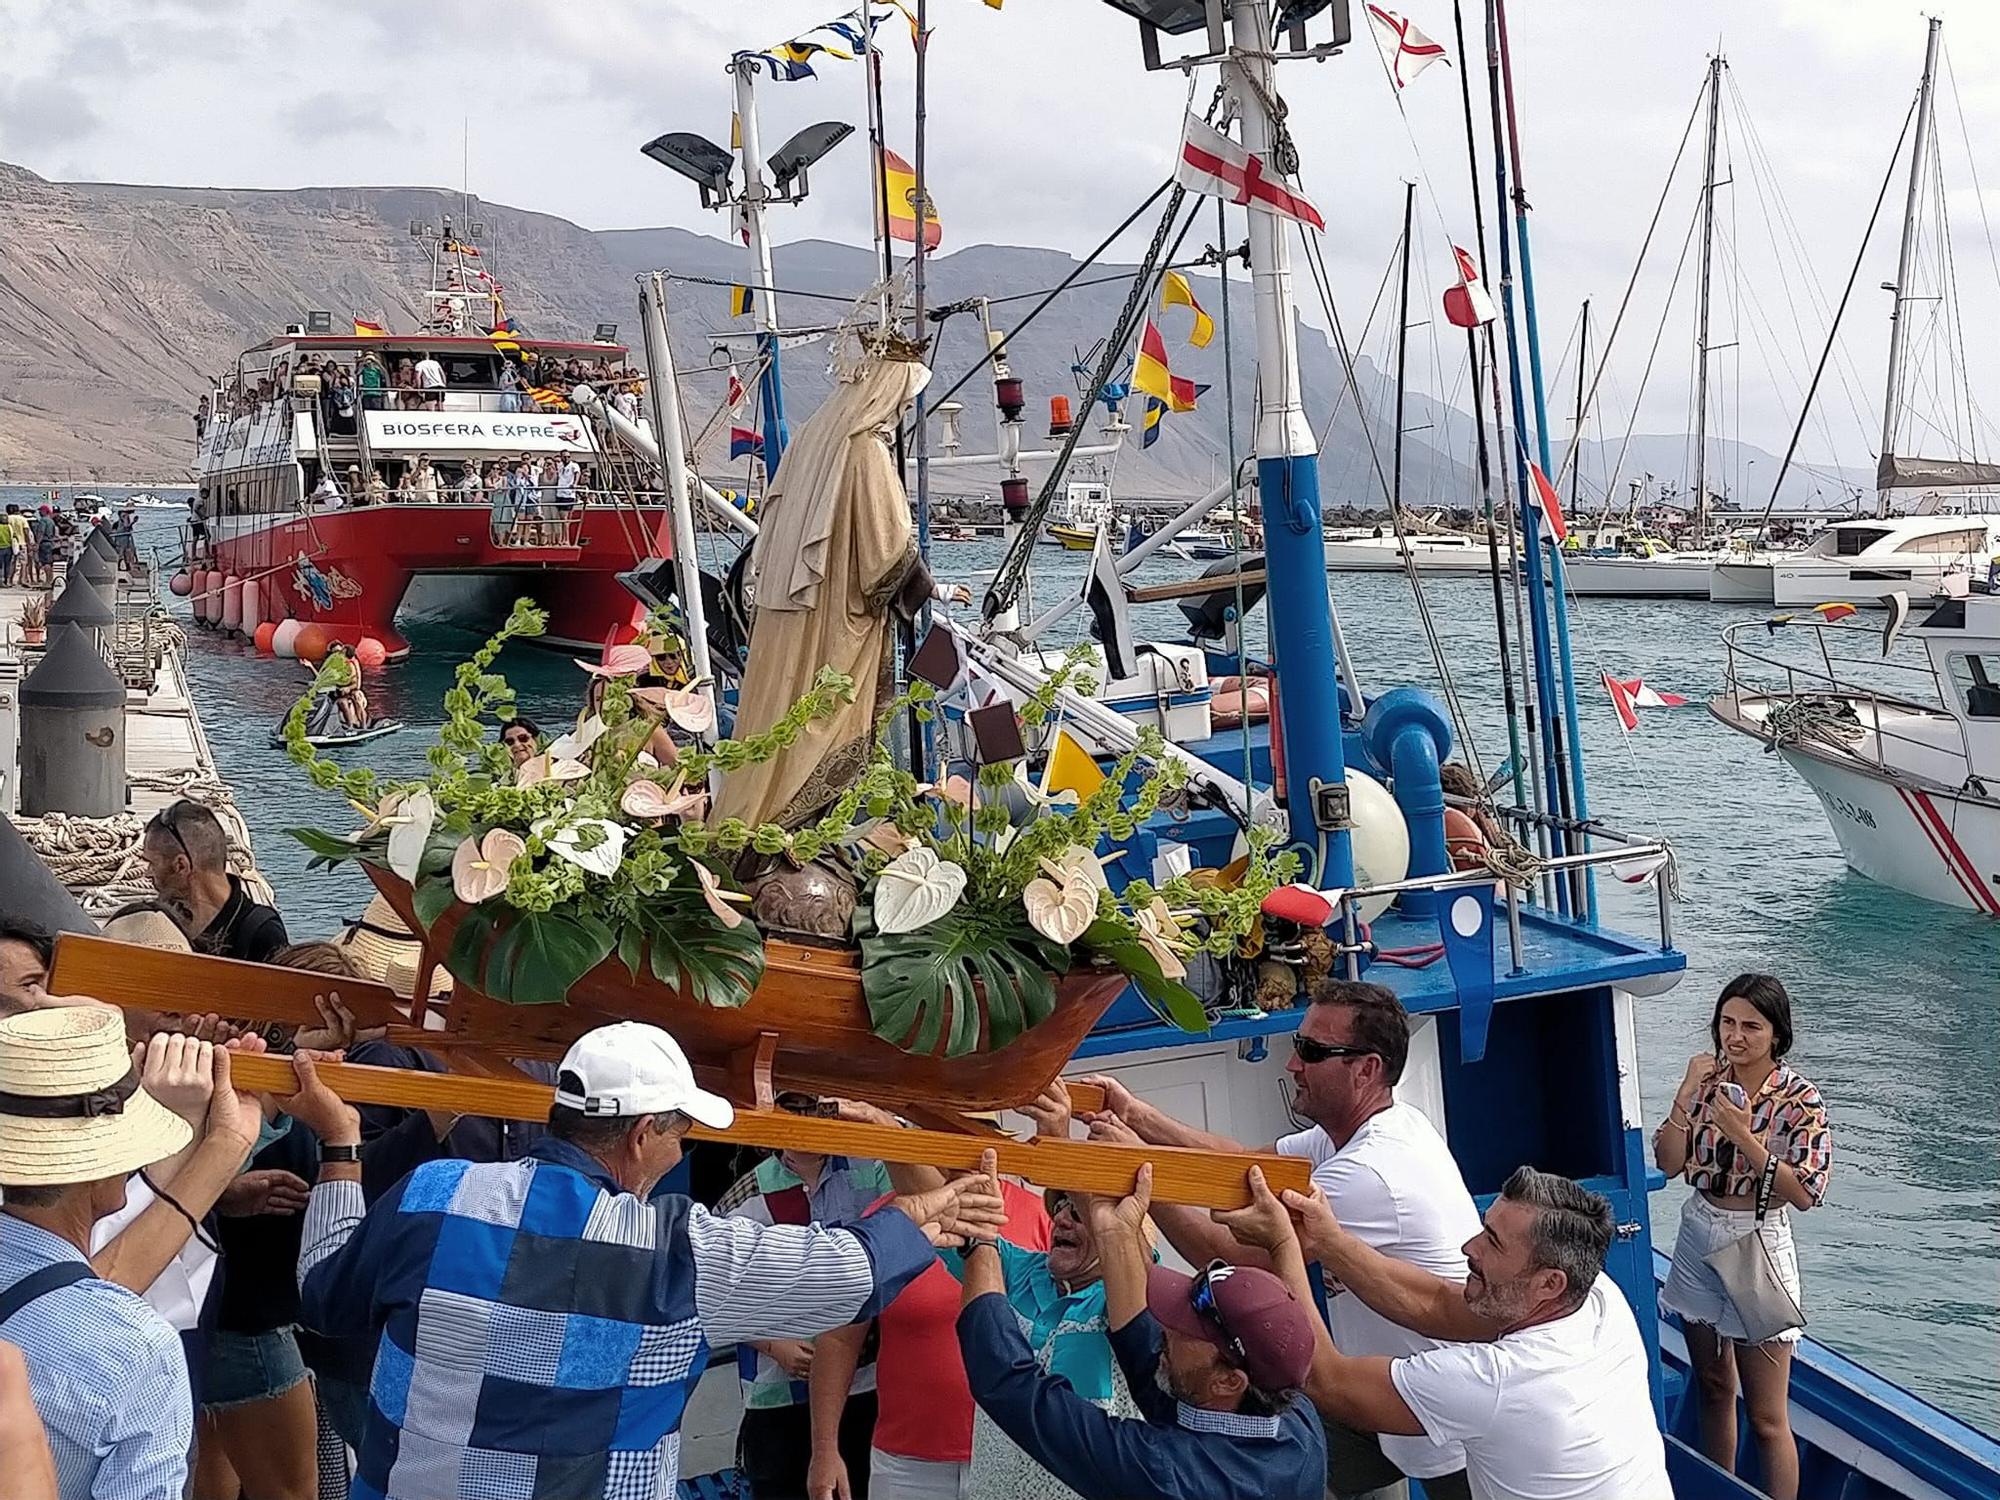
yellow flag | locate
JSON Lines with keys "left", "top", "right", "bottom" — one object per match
{"left": 731, "top": 112, "right": 741, "bottom": 150}
{"left": 1162, "top": 270, "right": 1214, "bottom": 348}
{"left": 1042, "top": 729, "right": 1105, "bottom": 801}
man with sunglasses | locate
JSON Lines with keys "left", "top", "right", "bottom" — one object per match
{"left": 139, "top": 802, "right": 288, "bottom": 963}
{"left": 1078, "top": 979, "right": 1480, "bottom": 1500}
{"left": 957, "top": 1154, "right": 1325, "bottom": 1500}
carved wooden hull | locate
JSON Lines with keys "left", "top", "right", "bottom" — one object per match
{"left": 368, "top": 868, "right": 1127, "bottom": 1115}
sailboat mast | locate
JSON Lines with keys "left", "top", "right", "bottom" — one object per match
{"left": 1692, "top": 55, "right": 1722, "bottom": 539}
{"left": 911, "top": 0, "right": 932, "bottom": 552}
{"left": 1879, "top": 16, "right": 1942, "bottom": 520}
{"left": 1393, "top": 182, "right": 1414, "bottom": 518}
{"left": 1573, "top": 297, "right": 1588, "bottom": 519}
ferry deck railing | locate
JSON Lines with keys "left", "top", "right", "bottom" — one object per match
{"left": 1717, "top": 617, "right": 1972, "bottom": 780}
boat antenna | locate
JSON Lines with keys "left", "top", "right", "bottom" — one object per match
{"left": 1393, "top": 181, "right": 1414, "bottom": 522}
{"left": 910, "top": 0, "right": 934, "bottom": 556}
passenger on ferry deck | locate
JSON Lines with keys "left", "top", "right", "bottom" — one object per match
{"left": 498, "top": 357, "right": 524, "bottom": 412}
{"left": 357, "top": 353, "right": 387, "bottom": 412}
{"left": 456, "top": 465, "right": 484, "bottom": 503}
{"left": 284, "top": 1021, "right": 1005, "bottom": 1500}
{"left": 195, "top": 393, "right": 211, "bottom": 439}
{"left": 1654, "top": 975, "right": 1829, "bottom": 1500}
{"left": 326, "top": 365, "right": 358, "bottom": 436}
{"left": 311, "top": 473, "right": 343, "bottom": 509}
{"left": 391, "top": 357, "right": 418, "bottom": 410}
{"left": 364, "top": 467, "right": 388, "bottom": 505}
{"left": 1244, "top": 1166, "right": 1671, "bottom": 1500}
{"left": 413, "top": 350, "right": 446, "bottom": 410}
{"left": 1080, "top": 979, "right": 1481, "bottom": 1500}
{"left": 410, "top": 455, "right": 438, "bottom": 502}
{"left": 344, "top": 466, "right": 364, "bottom": 504}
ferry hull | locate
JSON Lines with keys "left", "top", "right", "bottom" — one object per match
{"left": 204, "top": 503, "right": 671, "bottom": 656}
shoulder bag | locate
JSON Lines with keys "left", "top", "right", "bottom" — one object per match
{"left": 1703, "top": 1153, "right": 1806, "bottom": 1343}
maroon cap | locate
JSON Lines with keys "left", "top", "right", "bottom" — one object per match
{"left": 1147, "top": 1261, "right": 1316, "bottom": 1393}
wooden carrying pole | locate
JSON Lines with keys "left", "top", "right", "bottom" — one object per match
{"left": 217, "top": 1052, "right": 1305, "bottom": 1209}
{"left": 50, "top": 936, "right": 1308, "bottom": 1209}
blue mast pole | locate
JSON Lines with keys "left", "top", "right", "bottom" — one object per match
{"left": 733, "top": 59, "right": 791, "bottom": 467}
{"left": 1481, "top": 0, "right": 1568, "bottom": 915}
{"left": 1495, "top": 0, "right": 1594, "bottom": 918}
{"left": 1229, "top": 0, "right": 1351, "bottom": 888}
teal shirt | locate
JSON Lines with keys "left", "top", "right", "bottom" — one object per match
{"left": 943, "top": 1238, "right": 1118, "bottom": 1404}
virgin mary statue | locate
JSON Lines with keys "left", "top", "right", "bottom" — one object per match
{"left": 713, "top": 335, "right": 940, "bottom": 832}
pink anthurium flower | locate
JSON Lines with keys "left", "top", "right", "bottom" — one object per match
{"left": 577, "top": 642, "right": 653, "bottom": 678}
{"left": 693, "top": 860, "right": 749, "bottom": 929}
{"left": 451, "top": 829, "right": 525, "bottom": 904}
{"left": 516, "top": 754, "right": 590, "bottom": 786}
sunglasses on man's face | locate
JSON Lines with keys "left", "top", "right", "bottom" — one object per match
{"left": 1291, "top": 1033, "right": 1377, "bottom": 1066}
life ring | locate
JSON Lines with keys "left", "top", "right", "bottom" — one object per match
{"left": 1211, "top": 674, "right": 1272, "bottom": 728}
{"left": 1444, "top": 806, "right": 1489, "bottom": 870}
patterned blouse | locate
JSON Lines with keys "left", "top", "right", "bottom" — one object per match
{"left": 1684, "top": 1063, "right": 1832, "bottom": 1205}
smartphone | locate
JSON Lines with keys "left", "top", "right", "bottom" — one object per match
{"left": 1716, "top": 1082, "right": 1749, "bottom": 1110}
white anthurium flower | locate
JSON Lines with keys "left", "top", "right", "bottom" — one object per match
{"left": 693, "top": 860, "right": 750, "bottom": 929}
{"left": 546, "top": 714, "right": 606, "bottom": 762}
{"left": 517, "top": 754, "right": 591, "bottom": 786}
{"left": 383, "top": 789, "right": 436, "bottom": 882}
{"left": 1040, "top": 844, "right": 1113, "bottom": 895}
{"left": 451, "top": 829, "right": 526, "bottom": 905}
{"left": 1134, "top": 896, "right": 1189, "bottom": 980}
{"left": 534, "top": 815, "right": 627, "bottom": 879}
{"left": 1022, "top": 867, "right": 1097, "bottom": 945}
{"left": 1011, "top": 759, "right": 1080, "bottom": 812}
{"left": 873, "top": 846, "right": 967, "bottom": 935}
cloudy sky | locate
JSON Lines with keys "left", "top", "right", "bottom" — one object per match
{"left": 6, "top": 0, "right": 2000, "bottom": 498}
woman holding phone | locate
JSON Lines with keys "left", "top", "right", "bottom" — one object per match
{"left": 1653, "top": 973, "right": 1832, "bottom": 1500}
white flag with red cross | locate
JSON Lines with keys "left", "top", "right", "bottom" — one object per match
{"left": 1175, "top": 112, "right": 1325, "bottom": 232}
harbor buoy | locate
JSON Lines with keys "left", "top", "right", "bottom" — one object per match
{"left": 272, "top": 619, "right": 303, "bottom": 659}
{"left": 169, "top": 572, "right": 192, "bottom": 598}
{"left": 253, "top": 622, "right": 278, "bottom": 655}
{"left": 220, "top": 577, "right": 242, "bottom": 633}
{"left": 354, "top": 637, "right": 387, "bottom": 670}
{"left": 1346, "top": 769, "right": 1411, "bottom": 924}
{"left": 293, "top": 623, "right": 330, "bottom": 664}
{"left": 193, "top": 570, "right": 216, "bottom": 625}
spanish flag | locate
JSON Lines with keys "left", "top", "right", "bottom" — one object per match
{"left": 527, "top": 387, "right": 571, "bottom": 412}
{"left": 353, "top": 318, "right": 387, "bottom": 337}
{"left": 730, "top": 284, "right": 755, "bottom": 318}
{"left": 879, "top": 149, "right": 942, "bottom": 249}
{"left": 1162, "top": 270, "right": 1214, "bottom": 348}
{"left": 1133, "top": 321, "right": 1200, "bottom": 413}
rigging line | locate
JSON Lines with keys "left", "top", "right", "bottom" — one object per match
{"left": 1935, "top": 124, "right": 1977, "bottom": 462}
{"left": 1756, "top": 91, "right": 1917, "bottom": 538}
{"left": 1213, "top": 194, "right": 1254, "bottom": 824}
{"left": 911, "top": 177, "right": 1173, "bottom": 451}
{"left": 1297, "top": 216, "right": 1485, "bottom": 777}
{"left": 1315, "top": 234, "right": 1402, "bottom": 449}
{"left": 1941, "top": 40, "right": 2000, "bottom": 335}
{"left": 1549, "top": 73, "right": 1708, "bottom": 494}
{"left": 1600, "top": 193, "right": 1706, "bottom": 519}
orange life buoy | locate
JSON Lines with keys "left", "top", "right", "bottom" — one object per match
{"left": 1444, "top": 806, "right": 1489, "bottom": 870}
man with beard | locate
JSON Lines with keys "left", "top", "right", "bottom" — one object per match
{"left": 1257, "top": 1166, "right": 1670, "bottom": 1500}
{"left": 957, "top": 1155, "right": 1325, "bottom": 1500}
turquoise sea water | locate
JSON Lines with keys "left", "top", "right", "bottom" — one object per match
{"left": 90, "top": 501, "right": 1997, "bottom": 1430}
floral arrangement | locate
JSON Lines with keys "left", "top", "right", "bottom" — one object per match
{"left": 283, "top": 600, "right": 1285, "bottom": 1056}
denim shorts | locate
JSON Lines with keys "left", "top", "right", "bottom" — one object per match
{"left": 1659, "top": 1191, "right": 1804, "bottom": 1345}
{"left": 201, "top": 1327, "right": 310, "bottom": 1410}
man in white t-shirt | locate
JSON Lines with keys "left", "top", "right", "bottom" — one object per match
{"left": 1080, "top": 979, "right": 1482, "bottom": 1500}
{"left": 413, "top": 352, "right": 445, "bottom": 409}
{"left": 1264, "top": 1165, "right": 1670, "bottom": 1500}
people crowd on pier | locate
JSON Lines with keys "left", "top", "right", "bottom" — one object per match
{"left": 0, "top": 828, "right": 1834, "bottom": 1500}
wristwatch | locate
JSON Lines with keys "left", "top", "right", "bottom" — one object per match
{"left": 319, "top": 1143, "right": 362, "bottom": 1164}
{"left": 956, "top": 1237, "right": 998, "bottom": 1260}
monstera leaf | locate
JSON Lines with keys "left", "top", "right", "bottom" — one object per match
{"left": 626, "top": 896, "right": 767, "bottom": 1010}
{"left": 1077, "top": 918, "right": 1208, "bottom": 1035}
{"left": 479, "top": 909, "right": 618, "bottom": 1006}
{"left": 856, "top": 899, "right": 1071, "bottom": 1058}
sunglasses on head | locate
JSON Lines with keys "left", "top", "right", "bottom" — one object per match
{"left": 147, "top": 802, "right": 196, "bottom": 863}
{"left": 1291, "top": 1033, "right": 1377, "bottom": 1066}
{"left": 1190, "top": 1261, "right": 1250, "bottom": 1369}
{"left": 1045, "top": 1190, "right": 1081, "bottom": 1219}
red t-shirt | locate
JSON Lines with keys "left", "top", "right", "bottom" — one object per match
{"left": 868, "top": 1179, "right": 1052, "bottom": 1463}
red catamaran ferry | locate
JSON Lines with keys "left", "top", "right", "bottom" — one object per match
{"left": 189, "top": 223, "right": 668, "bottom": 657}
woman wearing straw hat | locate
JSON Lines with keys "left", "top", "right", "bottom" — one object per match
{"left": 0, "top": 1007, "right": 219, "bottom": 1499}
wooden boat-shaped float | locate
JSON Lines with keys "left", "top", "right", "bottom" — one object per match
{"left": 367, "top": 868, "right": 1129, "bottom": 1124}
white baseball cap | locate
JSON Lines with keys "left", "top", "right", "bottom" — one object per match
{"left": 552, "top": 1021, "right": 735, "bottom": 1129}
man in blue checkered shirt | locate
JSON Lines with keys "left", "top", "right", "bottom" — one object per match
{"left": 288, "top": 1021, "right": 1005, "bottom": 1500}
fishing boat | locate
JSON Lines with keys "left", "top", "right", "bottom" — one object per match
{"left": 1712, "top": 588, "right": 2000, "bottom": 914}
{"left": 187, "top": 221, "right": 671, "bottom": 657}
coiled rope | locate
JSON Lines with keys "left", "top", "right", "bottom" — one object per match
{"left": 1762, "top": 694, "right": 1866, "bottom": 754}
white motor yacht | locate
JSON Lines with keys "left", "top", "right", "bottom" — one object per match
{"left": 1711, "top": 514, "right": 2000, "bottom": 607}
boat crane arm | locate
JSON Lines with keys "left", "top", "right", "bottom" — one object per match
{"left": 937, "top": 619, "right": 1266, "bottom": 828}
{"left": 569, "top": 385, "right": 759, "bottom": 539}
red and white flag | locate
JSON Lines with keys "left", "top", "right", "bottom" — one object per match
{"left": 1527, "top": 460, "right": 1568, "bottom": 544}
{"left": 1602, "top": 672, "right": 1688, "bottom": 733}
{"left": 1442, "top": 245, "right": 1497, "bottom": 329}
{"left": 1175, "top": 111, "right": 1325, "bottom": 232}
{"left": 1367, "top": 4, "right": 1450, "bottom": 90}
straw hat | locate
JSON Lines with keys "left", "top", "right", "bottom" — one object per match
{"left": 100, "top": 909, "right": 192, "bottom": 954}
{"left": 336, "top": 893, "right": 452, "bottom": 1002}
{"left": 0, "top": 1006, "right": 192, "bottom": 1187}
